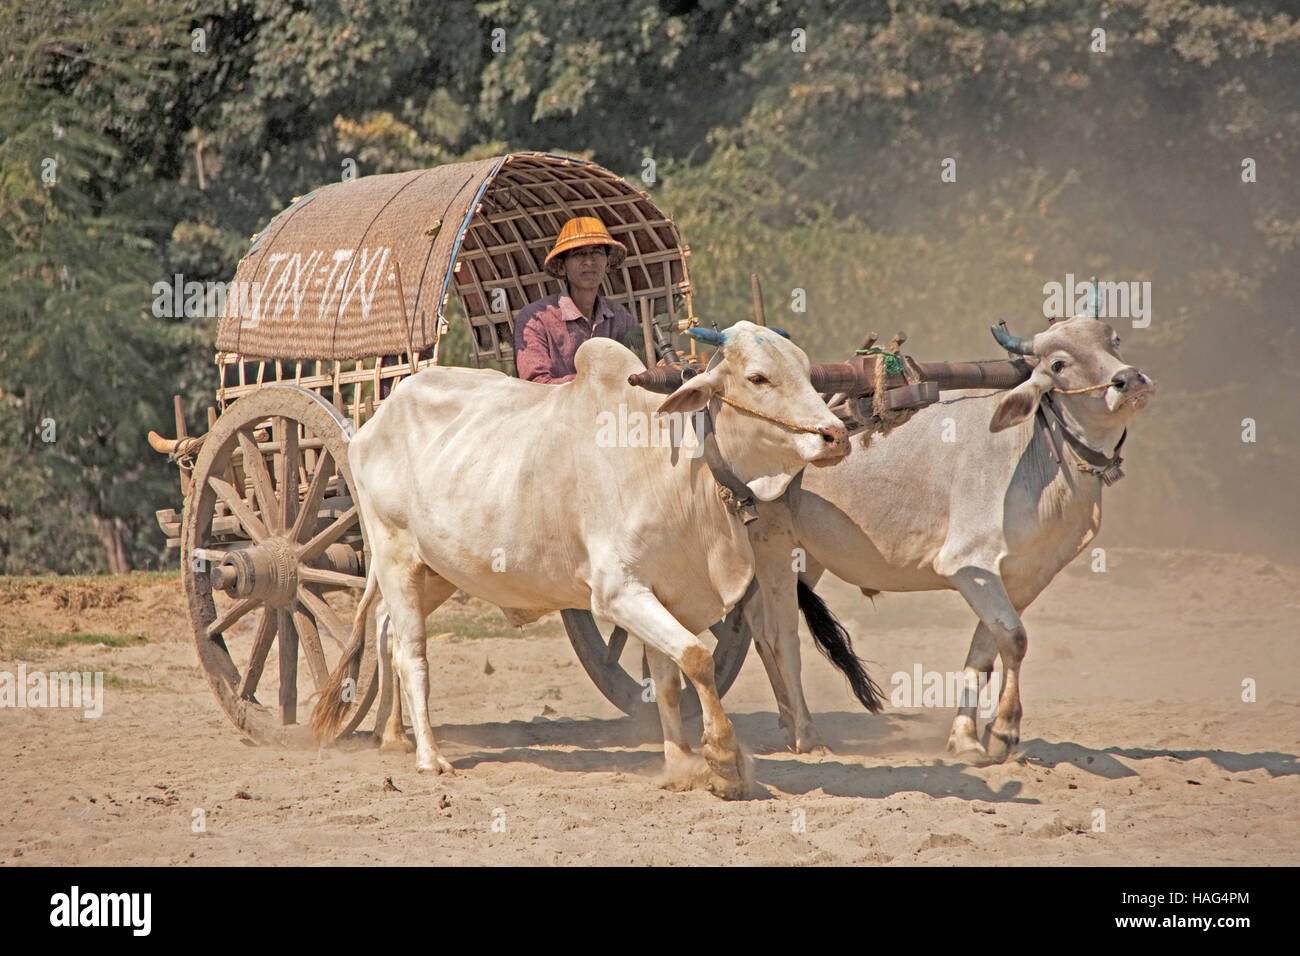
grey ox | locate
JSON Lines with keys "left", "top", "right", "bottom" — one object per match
{"left": 746, "top": 315, "right": 1154, "bottom": 760}
{"left": 313, "top": 321, "right": 850, "bottom": 798}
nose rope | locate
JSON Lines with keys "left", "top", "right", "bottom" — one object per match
{"left": 1054, "top": 381, "right": 1115, "bottom": 395}
{"left": 713, "top": 393, "right": 835, "bottom": 436}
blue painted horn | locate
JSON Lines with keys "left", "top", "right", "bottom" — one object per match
{"left": 686, "top": 327, "right": 726, "bottom": 347}
{"left": 990, "top": 324, "right": 1035, "bottom": 355}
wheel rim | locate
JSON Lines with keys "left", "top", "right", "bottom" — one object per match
{"left": 561, "top": 597, "right": 751, "bottom": 719}
{"left": 181, "top": 385, "right": 378, "bottom": 745}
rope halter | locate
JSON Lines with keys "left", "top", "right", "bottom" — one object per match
{"left": 1053, "top": 381, "right": 1114, "bottom": 395}
{"left": 713, "top": 393, "right": 831, "bottom": 436}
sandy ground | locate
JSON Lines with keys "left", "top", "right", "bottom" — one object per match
{"left": 1, "top": 546, "right": 1296, "bottom": 866}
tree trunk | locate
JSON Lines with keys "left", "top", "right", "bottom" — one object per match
{"left": 96, "top": 516, "right": 131, "bottom": 575}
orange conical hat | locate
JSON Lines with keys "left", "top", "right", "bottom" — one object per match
{"left": 544, "top": 216, "right": 627, "bottom": 277}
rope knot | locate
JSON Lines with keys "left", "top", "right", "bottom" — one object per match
{"left": 170, "top": 435, "right": 206, "bottom": 468}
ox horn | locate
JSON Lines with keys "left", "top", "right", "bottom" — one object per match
{"left": 990, "top": 323, "right": 1035, "bottom": 355}
{"left": 148, "top": 430, "right": 179, "bottom": 455}
{"left": 686, "top": 327, "right": 726, "bottom": 347}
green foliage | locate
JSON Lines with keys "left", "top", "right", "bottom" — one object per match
{"left": 0, "top": 0, "right": 197, "bottom": 573}
{"left": 474, "top": 0, "right": 778, "bottom": 172}
{"left": 436, "top": 296, "right": 478, "bottom": 370}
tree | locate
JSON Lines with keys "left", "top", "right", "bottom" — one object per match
{"left": 0, "top": 0, "right": 194, "bottom": 572}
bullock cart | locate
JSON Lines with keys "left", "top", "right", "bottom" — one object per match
{"left": 149, "top": 152, "right": 1032, "bottom": 743}
{"left": 150, "top": 152, "right": 755, "bottom": 742}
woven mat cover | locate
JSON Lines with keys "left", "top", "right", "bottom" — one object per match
{"left": 215, "top": 159, "right": 502, "bottom": 360}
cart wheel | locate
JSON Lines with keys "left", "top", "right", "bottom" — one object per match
{"left": 180, "top": 384, "right": 379, "bottom": 745}
{"left": 561, "top": 593, "right": 752, "bottom": 720}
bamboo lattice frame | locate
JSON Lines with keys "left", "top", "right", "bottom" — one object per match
{"left": 450, "top": 152, "right": 693, "bottom": 368}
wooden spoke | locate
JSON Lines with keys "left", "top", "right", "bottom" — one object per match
{"left": 207, "top": 595, "right": 261, "bottom": 640}
{"left": 277, "top": 417, "right": 300, "bottom": 532}
{"left": 298, "top": 566, "right": 366, "bottom": 590}
{"left": 236, "top": 608, "right": 277, "bottom": 700}
{"left": 293, "top": 605, "right": 331, "bottom": 692}
{"left": 208, "top": 475, "right": 269, "bottom": 543}
{"left": 290, "top": 449, "right": 335, "bottom": 544}
{"left": 237, "top": 429, "right": 281, "bottom": 532}
{"left": 605, "top": 626, "right": 629, "bottom": 666}
{"left": 296, "top": 585, "right": 350, "bottom": 651}
{"left": 278, "top": 609, "right": 298, "bottom": 724}
{"left": 300, "top": 506, "right": 358, "bottom": 561}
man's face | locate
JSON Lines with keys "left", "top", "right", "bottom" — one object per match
{"left": 563, "top": 245, "right": 609, "bottom": 295}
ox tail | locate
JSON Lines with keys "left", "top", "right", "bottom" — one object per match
{"left": 797, "top": 579, "right": 884, "bottom": 714}
{"left": 310, "top": 565, "right": 380, "bottom": 744}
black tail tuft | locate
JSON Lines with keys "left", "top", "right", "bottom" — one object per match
{"left": 797, "top": 579, "right": 884, "bottom": 714}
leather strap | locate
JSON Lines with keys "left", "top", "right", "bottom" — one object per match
{"left": 695, "top": 403, "right": 760, "bottom": 524}
{"left": 690, "top": 356, "right": 761, "bottom": 524}
{"left": 1037, "top": 393, "right": 1126, "bottom": 485}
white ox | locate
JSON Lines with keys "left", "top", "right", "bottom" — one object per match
{"left": 313, "top": 321, "right": 850, "bottom": 798}
{"left": 746, "top": 316, "right": 1154, "bottom": 759}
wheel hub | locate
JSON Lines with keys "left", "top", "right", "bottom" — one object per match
{"left": 210, "top": 540, "right": 360, "bottom": 605}
{"left": 210, "top": 537, "right": 299, "bottom": 606}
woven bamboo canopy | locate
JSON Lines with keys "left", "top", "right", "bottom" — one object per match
{"left": 215, "top": 152, "right": 694, "bottom": 366}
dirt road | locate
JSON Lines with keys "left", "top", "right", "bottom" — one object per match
{"left": 1, "top": 546, "right": 1296, "bottom": 865}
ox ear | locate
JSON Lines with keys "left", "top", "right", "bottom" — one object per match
{"left": 989, "top": 366, "right": 1052, "bottom": 433}
{"left": 657, "top": 364, "right": 725, "bottom": 415}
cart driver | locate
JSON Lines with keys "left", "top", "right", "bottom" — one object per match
{"left": 513, "top": 216, "right": 638, "bottom": 383}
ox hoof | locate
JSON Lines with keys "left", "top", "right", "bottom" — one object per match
{"left": 947, "top": 714, "right": 990, "bottom": 762}
{"left": 661, "top": 749, "right": 712, "bottom": 793}
{"left": 706, "top": 769, "right": 750, "bottom": 801}
{"left": 782, "top": 721, "right": 828, "bottom": 755}
{"left": 946, "top": 732, "right": 991, "bottom": 764}
{"left": 416, "top": 753, "right": 455, "bottom": 775}
{"left": 702, "top": 743, "right": 753, "bottom": 801}
{"left": 379, "top": 731, "right": 416, "bottom": 755}
{"left": 791, "top": 733, "right": 831, "bottom": 756}
{"left": 983, "top": 727, "right": 1020, "bottom": 763}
